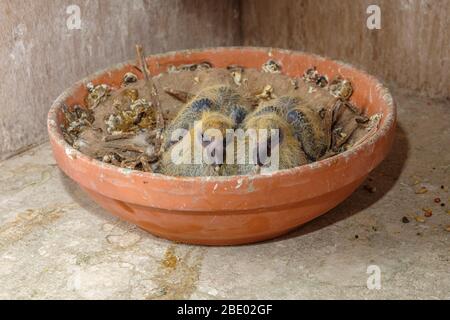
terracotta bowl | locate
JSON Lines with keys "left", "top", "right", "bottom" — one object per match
{"left": 48, "top": 47, "right": 396, "bottom": 245}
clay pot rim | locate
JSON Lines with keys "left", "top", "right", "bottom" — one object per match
{"left": 48, "top": 46, "right": 396, "bottom": 183}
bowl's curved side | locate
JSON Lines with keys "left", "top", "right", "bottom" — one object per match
{"left": 80, "top": 175, "right": 366, "bottom": 245}
{"left": 48, "top": 47, "right": 396, "bottom": 214}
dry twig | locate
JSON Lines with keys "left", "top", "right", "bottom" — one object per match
{"left": 163, "top": 87, "right": 194, "bottom": 103}
{"left": 135, "top": 44, "right": 165, "bottom": 154}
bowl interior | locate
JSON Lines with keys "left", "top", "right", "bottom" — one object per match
{"left": 48, "top": 47, "right": 396, "bottom": 192}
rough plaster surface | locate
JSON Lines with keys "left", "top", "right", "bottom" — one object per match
{"left": 0, "top": 0, "right": 240, "bottom": 159}
{"left": 242, "top": 0, "right": 450, "bottom": 99}
{"left": 0, "top": 90, "right": 449, "bottom": 299}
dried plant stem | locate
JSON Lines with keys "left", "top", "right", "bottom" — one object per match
{"left": 139, "top": 155, "right": 153, "bottom": 172}
{"left": 102, "top": 132, "right": 135, "bottom": 142}
{"left": 104, "top": 142, "right": 146, "bottom": 154}
{"left": 343, "top": 101, "right": 360, "bottom": 114}
{"left": 163, "top": 87, "right": 194, "bottom": 103}
{"left": 135, "top": 44, "right": 165, "bottom": 153}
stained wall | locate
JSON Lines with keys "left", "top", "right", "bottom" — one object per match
{"left": 0, "top": 0, "right": 240, "bottom": 158}
{"left": 242, "top": 0, "right": 449, "bottom": 99}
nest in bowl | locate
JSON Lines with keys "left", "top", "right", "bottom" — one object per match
{"left": 60, "top": 48, "right": 381, "bottom": 177}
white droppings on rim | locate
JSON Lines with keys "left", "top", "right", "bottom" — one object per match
{"left": 119, "top": 168, "right": 133, "bottom": 175}
{"left": 247, "top": 179, "right": 255, "bottom": 192}
{"left": 381, "top": 88, "right": 394, "bottom": 107}
{"left": 48, "top": 119, "right": 57, "bottom": 127}
{"left": 65, "top": 146, "right": 77, "bottom": 160}
{"left": 235, "top": 178, "right": 244, "bottom": 189}
{"left": 308, "top": 161, "right": 323, "bottom": 169}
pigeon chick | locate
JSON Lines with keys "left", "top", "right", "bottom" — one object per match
{"left": 162, "top": 85, "right": 250, "bottom": 150}
{"left": 254, "top": 95, "right": 332, "bottom": 161}
{"left": 159, "top": 111, "right": 234, "bottom": 177}
{"left": 222, "top": 112, "right": 307, "bottom": 175}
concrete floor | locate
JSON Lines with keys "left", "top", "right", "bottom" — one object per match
{"left": 0, "top": 88, "right": 448, "bottom": 299}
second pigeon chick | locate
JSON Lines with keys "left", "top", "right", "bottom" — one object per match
{"left": 254, "top": 95, "right": 332, "bottom": 161}
{"left": 222, "top": 112, "right": 307, "bottom": 175}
